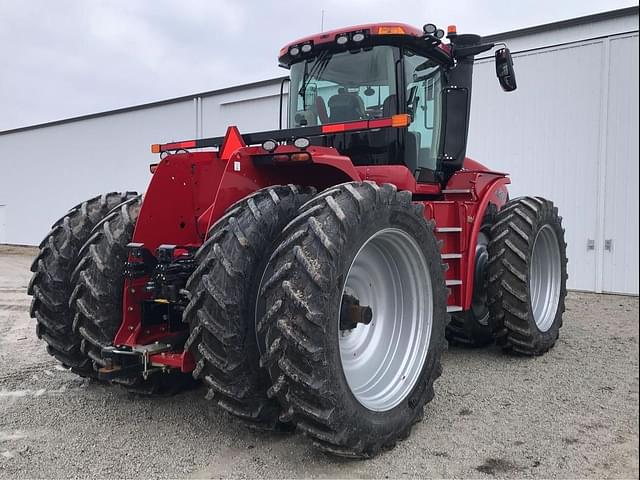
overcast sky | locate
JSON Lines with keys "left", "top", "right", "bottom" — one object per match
{"left": 0, "top": 0, "right": 636, "bottom": 131}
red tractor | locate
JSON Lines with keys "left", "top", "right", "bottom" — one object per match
{"left": 28, "top": 22, "right": 567, "bottom": 457}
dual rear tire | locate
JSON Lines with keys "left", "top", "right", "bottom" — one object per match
{"left": 185, "top": 182, "right": 447, "bottom": 457}
{"left": 186, "top": 186, "right": 567, "bottom": 457}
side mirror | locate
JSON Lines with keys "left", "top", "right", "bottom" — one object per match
{"left": 495, "top": 48, "right": 517, "bottom": 92}
{"left": 406, "top": 85, "right": 419, "bottom": 121}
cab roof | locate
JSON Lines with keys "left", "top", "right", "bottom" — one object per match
{"left": 278, "top": 22, "right": 451, "bottom": 66}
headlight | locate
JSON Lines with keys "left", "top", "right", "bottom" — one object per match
{"left": 352, "top": 32, "right": 365, "bottom": 42}
{"left": 262, "top": 139, "right": 278, "bottom": 152}
{"left": 423, "top": 23, "right": 437, "bottom": 35}
{"left": 336, "top": 34, "right": 348, "bottom": 45}
{"left": 301, "top": 43, "right": 312, "bottom": 53}
{"left": 293, "top": 137, "right": 310, "bottom": 149}
{"left": 289, "top": 46, "right": 300, "bottom": 56}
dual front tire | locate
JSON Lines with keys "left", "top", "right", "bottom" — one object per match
{"left": 446, "top": 196, "right": 568, "bottom": 354}
{"left": 487, "top": 196, "right": 568, "bottom": 354}
{"left": 29, "top": 193, "right": 193, "bottom": 394}
{"left": 28, "top": 192, "right": 138, "bottom": 377}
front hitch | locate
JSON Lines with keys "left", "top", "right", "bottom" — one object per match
{"left": 99, "top": 342, "right": 172, "bottom": 381}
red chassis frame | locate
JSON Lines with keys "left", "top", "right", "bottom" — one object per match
{"left": 120, "top": 124, "right": 509, "bottom": 372}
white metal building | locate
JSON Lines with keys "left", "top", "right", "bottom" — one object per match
{"left": 1, "top": 7, "right": 638, "bottom": 295}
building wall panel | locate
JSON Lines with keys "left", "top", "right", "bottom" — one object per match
{"left": 601, "top": 34, "right": 639, "bottom": 294}
{"left": 0, "top": 101, "right": 194, "bottom": 245}
{"left": 468, "top": 41, "right": 605, "bottom": 292}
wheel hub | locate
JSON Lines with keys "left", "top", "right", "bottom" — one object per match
{"left": 339, "top": 294, "right": 373, "bottom": 331}
{"left": 471, "top": 232, "right": 490, "bottom": 325}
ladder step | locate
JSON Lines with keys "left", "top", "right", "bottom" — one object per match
{"left": 441, "top": 253, "right": 463, "bottom": 259}
{"left": 447, "top": 305, "right": 463, "bottom": 313}
{"left": 446, "top": 279, "right": 463, "bottom": 286}
{"left": 436, "top": 227, "right": 463, "bottom": 233}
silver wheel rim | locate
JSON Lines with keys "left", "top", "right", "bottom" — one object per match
{"left": 339, "top": 228, "right": 433, "bottom": 412}
{"left": 529, "top": 224, "right": 561, "bottom": 332}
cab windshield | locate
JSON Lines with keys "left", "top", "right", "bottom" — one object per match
{"left": 288, "top": 46, "right": 398, "bottom": 127}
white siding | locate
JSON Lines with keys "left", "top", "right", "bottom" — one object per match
{"left": 0, "top": 82, "right": 282, "bottom": 248}
{"left": 0, "top": 101, "right": 194, "bottom": 245}
{"left": 0, "top": 205, "right": 6, "bottom": 243}
{"left": 489, "top": 13, "right": 639, "bottom": 53}
{"left": 468, "top": 40, "right": 605, "bottom": 292}
{"left": 601, "top": 34, "right": 639, "bottom": 295}
{"left": 203, "top": 93, "right": 281, "bottom": 135}
{"left": 467, "top": 32, "right": 639, "bottom": 294}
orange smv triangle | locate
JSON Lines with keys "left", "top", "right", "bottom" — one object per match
{"left": 219, "top": 126, "right": 246, "bottom": 161}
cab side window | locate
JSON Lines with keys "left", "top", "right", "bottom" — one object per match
{"left": 404, "top": 51, "right": 442, "bottom": 176}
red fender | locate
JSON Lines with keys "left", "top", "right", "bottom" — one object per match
{"left": 197, "top": 144, "right": 362, "bottom": 236}
{"left": 462, "top": 177, "right": 510, "bottom": 309}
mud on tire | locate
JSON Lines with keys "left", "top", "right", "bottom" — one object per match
{"left": 183, "top": 185, "right": 315, "bottom": 430}
{"left": 257, "top": 182, "right": 448, "bottom": 458}
{"left": 27, "top": 192, "right": 137, "bottom": 377}
{"left": 487, "top": 196, "right": 568, "bottom": 355}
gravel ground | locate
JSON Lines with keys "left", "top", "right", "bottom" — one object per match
{"left": 0, "top": 245, "right": 638, "bottom": 479}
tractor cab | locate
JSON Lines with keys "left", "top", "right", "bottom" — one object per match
{"left": 280, "top": 23, "right": 517, "bottom": 184}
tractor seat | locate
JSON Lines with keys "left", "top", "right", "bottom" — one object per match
{"left": 328, "top": 88, "right": 365, "bottom": 122}
{"left": 382, "top": 94, "right": 397, "bottom": 117}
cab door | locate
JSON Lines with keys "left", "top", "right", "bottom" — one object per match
{"left": 404, "top": 50, "right": 443, "bottom": 180}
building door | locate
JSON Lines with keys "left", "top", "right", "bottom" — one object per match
{"left": 600, "top": 34, "right": 639, "bottom": 295}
